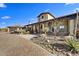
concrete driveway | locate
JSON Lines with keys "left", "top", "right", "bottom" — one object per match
{"left": 0, "top": 32, "right": 52, "bottom": 56}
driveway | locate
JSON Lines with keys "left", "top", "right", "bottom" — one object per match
{"left": 0, "top": 32, "right": 52, "bottom": 56}
{"left": 18, "top": 34, "right": 37, "bottom": 40}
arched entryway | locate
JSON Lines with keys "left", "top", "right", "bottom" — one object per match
{"left": 48, "top": 21, "right": 54, "bottom": 32}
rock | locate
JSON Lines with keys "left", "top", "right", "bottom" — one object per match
{"left": 46, "top": 40, "right": 50, "bottom": 43}
{"left": 65, "top": 36, "right": 74, "bottom": 40}
{"left": 53, "top": 46, "right": 63, "bottom": 52}
{"left": 55, "top": 48, "right": 62, "bottom": 52}
{"left": 62, "top": 51, "right": 66, "bottom": 54}
{"left": 65, "top": 52, "right": 72, "bottom": 56}
{"left": 45, "top": 45, "right": 48, "bottom": 47}
{"left": 53, "top": 46, "right": 56, "bottom": 49}
{"left": 40, "top": 34, "right": 46, "bottom": 37}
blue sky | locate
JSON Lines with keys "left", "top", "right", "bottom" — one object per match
{"left": 0, "top": 3, "right": 79, "bottom": 28}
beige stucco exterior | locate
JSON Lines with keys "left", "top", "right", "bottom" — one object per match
{"left": 68, "top": 20, "right": 75, "bottom": 35}
{"left": 8, "top": 12, "right": 78, "bottom": 36}
{"left": 38, "top": 13, "right": 55, "bottom": 22}
{"left": 8, "top": 26, "right": 22, "bottom": 33}
{"left": 26, "top": 18, "right": 70, "bottom": 35}
{"left": 48, "top": 14, "right": 54, "bottom": 20}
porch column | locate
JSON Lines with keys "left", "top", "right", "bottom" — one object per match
{"left": 42, "top": 23, "right": 45, "bottom": 32}
{"left": 33, "top": 25, "right": 35, "bottom": 33}
{"left": 7, "top": 28, "right": 10, "bottom": 32}
{"left": 69, "top": 20, "right": 75, "bottom": 35}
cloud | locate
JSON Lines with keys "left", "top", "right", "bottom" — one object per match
{"left": 1, "top": 16, "right": 11, "bottom": 20}
{"left": 44, "top": 9, "right": 50, "bottom": 12}
{"left": 75, "top": 8, "right": 79, "bottom": 11}
{"left": 65, "top": 3, "right": 75, "bottom": 5}
{"left": 0, "top": 3, "right": 7, "bottom": 8}
{"left": 27, "top": 18, "right": 37, "bottom": 24}
{"left": 73, "top": 8, "right": 79, "bottom": 13}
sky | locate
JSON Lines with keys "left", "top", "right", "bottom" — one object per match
{"left": 0, "top": 3, "right": 79, "bottom": 28}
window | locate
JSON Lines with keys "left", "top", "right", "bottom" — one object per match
{"left": 59, "top": 25, "right": 65, "bottom": 32}
{"left": 60, "top": 25, "right": 64, "bottom": 29}
{"left": 41, "top": 16, "right": 44, "bottom": 19}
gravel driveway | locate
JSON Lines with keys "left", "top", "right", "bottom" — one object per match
{"left": 18, "top": 34, "right": 37, "bottom": 40}
{"left": 0, "top": 32, "right": 52, "bottom": 56}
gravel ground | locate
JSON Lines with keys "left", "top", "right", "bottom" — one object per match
{"left": 0, "top": 32, "right": 52, "bottom": 56}
{"left": 30, "top": 35, "right": 77, "bottom": 56}
{"left": 18, "top": 34, "right": 37, "bottom": 40}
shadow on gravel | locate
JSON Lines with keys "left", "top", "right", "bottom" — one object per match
{"left": 52, "top": 43, "right": 70, "bottom": 52}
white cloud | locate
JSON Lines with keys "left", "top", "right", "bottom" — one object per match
{"left": 65, "top": 3, "right": 75, "bottom": 5}
{"left": 0, "top": 3, "right": 7, "bottom": 8}
{"left": 72, "top": 8, "right": 79, "bottom": 13}
{"left": 75, "top": 8, "right": 79, "bottom": 11}
{"left": 44, "top": 9, "right": 50, "bottom": 12}
{"left": 27, "top": 18, "right": 37, "bottom": 24}
{"left": 1, "top": 16, "right": 11, "bottom": 20}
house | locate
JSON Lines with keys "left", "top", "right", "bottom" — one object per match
{"left": 37, "top": 12, "right": 55, "bottom": 22}
{"left": 7, "top": 25, "right": 23, "bottom": 33}
{"left": 24, "top": 12, "right": 79, "bottom": 36}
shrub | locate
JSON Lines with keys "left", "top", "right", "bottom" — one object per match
{"left": 26, "top": 31, "right": 30, "bottom": 34}
{"left": 0, "top": 28, "right": 8, "bottom": 32}
{"left": 21, "top": 30, "right": 29, "bottom": 34}
{"left": 44, "top": 27, "right": 48, "bottom": 34}
{"left": 65, "top": 38, "right": 79, "bottom": 53}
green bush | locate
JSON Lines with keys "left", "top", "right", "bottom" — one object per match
{"left": 21, "top": 30, "right": 26, "bottom": 34}
{"left": 21, "top": 30, "right": 30, "bottom": 34}
{"left": 26, "top": 31, "right": 30, "bottom": 34}
{"left": 44, "top": 27, "right": 48, "bottom": 34}
{"left": 65, "top": 38, "right": 79, "bottom": 53}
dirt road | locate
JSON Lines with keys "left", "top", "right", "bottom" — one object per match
{"left": 0, "top": 32, "right": 52, "bottom": 56}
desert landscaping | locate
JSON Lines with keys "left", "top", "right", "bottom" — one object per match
{"left": 19, "top": 33, "right": 79, "bottom": 56}
{"left": 0, "top": 31, "right": 79, "bottom": 56}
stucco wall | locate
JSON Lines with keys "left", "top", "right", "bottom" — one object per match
{"left": 8, "top": 27, "right": 18, "bottom": 32}
{"left": 52, "top": 19, "right": 68, "bottom": 35}
{"left": 26, "top": 17, "right": 75, "bottom": 36}
{"left": 47, "top": 14, "right": 54, "bottom": 20}
{"left": 38, "top": 14, "right": 54, "bottom": 22}
{"left": 69, "top": 20, "right": 75, "bottom": 35}
{"left": 38, "top": 14, "right": 47, "bottom": 22}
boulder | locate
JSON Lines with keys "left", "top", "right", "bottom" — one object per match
{"left": 66, "top": 52, "right": 72, "bottom": 56}
{"left": 46, "top": 40, "right": 50, "bottom": 43}
{"left": 65, "top": 36, "right": 74, "bottom": 40}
